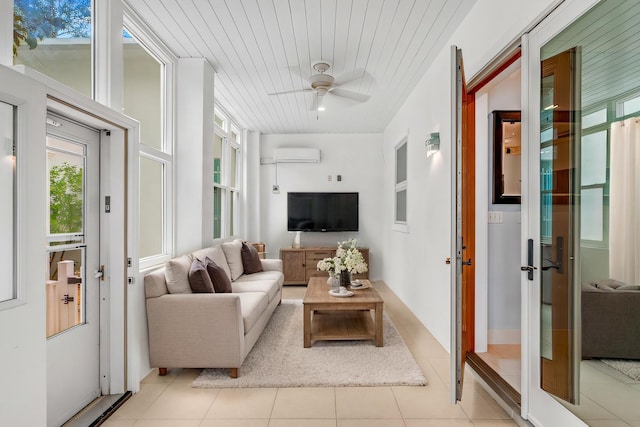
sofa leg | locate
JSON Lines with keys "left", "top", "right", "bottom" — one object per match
{"left": 158, "top": 368, "right": 168, "bottom": 376}
{"left": 230, "top": 368, "right": 238, "bottom": 378}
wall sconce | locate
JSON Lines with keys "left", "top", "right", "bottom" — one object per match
{"left": 425, "top": 132, "right": 440, "bottom": 157}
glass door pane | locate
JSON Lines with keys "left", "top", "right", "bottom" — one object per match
{"left": 0, "top": 101, "right": 16, "bottom": 303}
{"left": 46, "top": 136, "right": 86, "bottom": 337}
{"left": 539, "top": 47, "right": 580, "bottom": 404}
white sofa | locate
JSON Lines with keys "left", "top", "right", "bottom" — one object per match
{"left": 144, "top": 239, "right": 284, "bottom": 378}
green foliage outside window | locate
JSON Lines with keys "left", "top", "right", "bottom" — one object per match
{"left": 13, "top": 0, "right": 91, "bottom": 57}
{"left": 50, "top": 162, "right": 83, "bottom": 234}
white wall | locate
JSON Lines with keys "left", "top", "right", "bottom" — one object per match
{"left": 380, "top": 0, "right": 558, "bottom": 351}
{"left": 258, "top": 134, "right": 384, "bottom": 278}
{"left": 175, "top": 58, "right": 216, "bottom": 254}
{"left": 476, "top": 65, "right": 523, "bottom": 345}
{"left": 487, "top": 67, "right": 522, "bottom": 343}
{"left": 244, "top": 130, "right": 261, "bottom": 243}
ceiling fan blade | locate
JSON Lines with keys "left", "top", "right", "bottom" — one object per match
{"left": 308, "top": 93, "right": 318, "bottom": 111}
{"left": 329, "top": 87, "right": 370, "bottom": 103}
{"left": 268, "top": 88, "right": 313, "bottom": 96}
{"left": 334, "top": 68, "right": 375, "bottom": 87}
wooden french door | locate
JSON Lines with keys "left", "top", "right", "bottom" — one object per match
{"left": 539, "top": 47, "right": 580, "bottom": 404}
{"left": 451, "top": 46, "right": 475, "bottom": 403}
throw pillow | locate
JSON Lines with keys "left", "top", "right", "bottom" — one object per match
{"left": 241, "top": 242, "right": 263, "bottom": 274}
{"left": 188, "top": 259, "right": 214, "bottom": 293}
{"left": 165, "top": 254, "right": 193, "bottom": 294}
{"left": 192, "top": 246, "right": 232, "bottom": 281}
{"left": 221, "top": 239, "right": 244, "bottom": 281}
{"left": 205, "top": 257, "right": 232, "bottom": 293}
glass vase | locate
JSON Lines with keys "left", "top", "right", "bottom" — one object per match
{"left": 327, "top": 272, "right": 339, "bottom": 291}
{"left": 339, "top": 271, "right": 352, "bottom": 289}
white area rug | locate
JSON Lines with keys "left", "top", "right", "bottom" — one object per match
{"left": 192, "top": 300, "right": 427, "bottom": 388}
{"left": 601, "top": 359, "right": 640, "bottom": 381}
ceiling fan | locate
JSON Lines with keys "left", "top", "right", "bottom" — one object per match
{"left": 268, "top": 61, "right": 371, "bottom": 115}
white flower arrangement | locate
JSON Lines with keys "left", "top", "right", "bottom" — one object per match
{"left": 316, "top": 238, "right": 368, "bottom": 275}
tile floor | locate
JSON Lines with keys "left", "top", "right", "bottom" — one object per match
{"left": 103, "top": 282, "right": 518, "bottom": 427}
{"left": 560, "top": 360, "right": 640, "bottom": 426}
{"left": 475, "top": 343, "right": 640, "bottom": 426}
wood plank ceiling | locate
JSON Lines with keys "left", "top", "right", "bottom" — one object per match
{"left": 542, "top": 0, "right": 640, "bottom": 109}
{"left": 124, "top": 0, "right": 475, "bottom": 134}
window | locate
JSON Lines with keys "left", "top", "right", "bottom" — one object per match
{"left": 213, "top": 107, "right": 242, "bottom": 239}
{"left": 123, "top": 25, "right": 174, "bottom": 267}
{"left": 13, "top": 0, "right": 92, "bottom": 98}
{"left": 0, "top": 101, "right": 16, "bottom": 303}
{"left": 616, "top": 93, "right": 640, "bottom": 118}
{"left": 580, "top": 124, "right": 609, "bottom": 245}
{"left": 394, "top": 138, "right": 408, "bottom": 232}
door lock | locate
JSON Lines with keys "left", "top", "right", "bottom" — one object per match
{"left": 61, "top": 294, "right": 74, "bottom": 304}
{"left": 94, "top": 265, "right": 105, "bottom": 281}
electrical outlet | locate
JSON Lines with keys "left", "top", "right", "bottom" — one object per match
{"left": 337, "top": 175, "right": 342, "bottom": 181}
{"left": 272, "top": 185, "right": 280, "bottom": 194}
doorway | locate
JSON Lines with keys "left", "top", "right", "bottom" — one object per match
{"left": 46, "top": 113, "right": 101, "bottom": 427}
{"left": 473, "top": 60, "right": 524, "bottom": 400}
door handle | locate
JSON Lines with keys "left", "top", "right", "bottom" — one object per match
{"left": 541, "top": 236, "right": 563, "bottom": 274}
{"left": 462, "top": 258, "right": 472, "bottom": 266}
{"left": 521, "top": 239, "right": 537, "bottom": 280}
{"left": 541, "top": 259, "right": 560, "bottom": 271}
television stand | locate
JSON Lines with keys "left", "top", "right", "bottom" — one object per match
{"left": 279, "top": 246, "right": 369, "bottom": 285}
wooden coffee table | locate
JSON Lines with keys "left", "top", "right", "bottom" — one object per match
{"left": 303, "top": 277, "right": 384, "bottom": 348}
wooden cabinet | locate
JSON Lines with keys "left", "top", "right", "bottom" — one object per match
{"left": 280, "top": 247, "right": 369, "bottom": 285}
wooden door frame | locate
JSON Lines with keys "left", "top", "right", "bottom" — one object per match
{"left": 461, "top": 51, "right": 523, "bottom": 408}
{"left": 463, "top": 50, "right": 522, "bottom": 357}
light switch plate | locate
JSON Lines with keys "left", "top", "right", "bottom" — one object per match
{"left": 488, "top": 211, "right": 503, "bottom": 223}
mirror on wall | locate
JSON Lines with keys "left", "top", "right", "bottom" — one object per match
{"left": 492, "top": 110, "right": 522, "bottom": 204}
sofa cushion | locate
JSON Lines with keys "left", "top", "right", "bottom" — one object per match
{"left": 241, "top": 242, "right": 264, "bottom": 274}
{"left": 596, "top": 279, "right": 625, "bottom": 289}
{"left": 188, "top": 259, "right": 214, "bottom": 293}
{"left": 232, "top": 279, "right": 280, "bottom": 302}
{"left": 236, "top": 292, "right": 269, "bottom": 334}
{"left": 205, "top": 257, "right": 232, "bottom": 293}
{"left": 192, "top": 246, "right": 232, "bottom": 282}
{"left": 222, "top": 239, "right": 244, "bottom": 281}
{"left": 165, "top": 254, "right": 193, "bottom": 294}
{"left": 617, "top": 284, "right": 640, "bottom": 291}
{"left": 234, "top": 270, "right": 284, "bottom": 288}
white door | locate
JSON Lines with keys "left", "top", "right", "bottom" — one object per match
{"left": 522, "top": 0, "right": 598, "bottom": 425}
{"left": 46, "top": 114, "right": 101, "bottom": 427}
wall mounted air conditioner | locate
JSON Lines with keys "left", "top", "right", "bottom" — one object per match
{"left": 273, "top": 147, "right": 320, "bottom": 163}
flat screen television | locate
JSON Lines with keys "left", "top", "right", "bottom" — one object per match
{"left": 287, "top": 192, "right": 359, "bottom": 232}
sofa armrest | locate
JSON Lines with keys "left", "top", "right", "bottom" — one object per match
{"left": 260, "top": 258, "right": 282, "bottom": 272}
{"left": 146, "top": 293, "right": 245, "bottom": 368}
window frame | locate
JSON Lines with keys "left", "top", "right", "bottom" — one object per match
{"left": 213, "top": 105, "right": 242, "bottom": 239}
{"left": 393, "top": 137, "right": 409, "bottom": 233}
{"left": 123, "top": 12, "right": 176, "bottom": 269}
